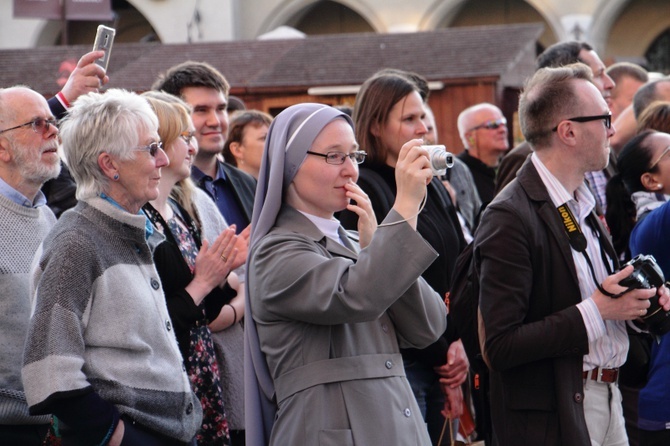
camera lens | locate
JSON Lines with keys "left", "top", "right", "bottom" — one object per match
{"left": 422, "top": 145, "right": 455, "bottom": 176}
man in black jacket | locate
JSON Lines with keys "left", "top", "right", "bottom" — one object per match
{"left": 153, "top": 62, "right": 256, "bottom": 233}
{"left": 476, "top": 63, "right": 669, "bottom": 446}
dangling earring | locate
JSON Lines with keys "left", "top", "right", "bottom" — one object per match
{"left": 113, "top": 174, "right": 119, "bottom": 181}
{"left": 657, "top": 184, "right": 663, "bottom": 190}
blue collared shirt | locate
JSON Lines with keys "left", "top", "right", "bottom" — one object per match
{"left": 0, "top": 176, "right": 47, "bottom": 208}
{"left": 191, "top": 162, "right": 248, "bottom": 233}
{"left": 100, "top": 192, "right": 154, "bottom": 240}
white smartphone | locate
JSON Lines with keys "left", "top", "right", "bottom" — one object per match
{"left": 92, "top": 25, "right": 116, "bottom": 72}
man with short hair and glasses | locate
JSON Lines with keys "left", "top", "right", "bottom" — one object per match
{"left": 456, "top": 102, "right": 509, "bottom": 206}
{"left": 495, "top": 41, "right": 617, "bottom": 216}
{"left": 0, "top": 86, "right": 62, "bottom": 445}
{"left": 475, "top": 64, "right": 670, "bottom": 446}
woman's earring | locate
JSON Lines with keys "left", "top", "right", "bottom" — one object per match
{"left": 113, "top": 174, "right": 119, "bottom": 181}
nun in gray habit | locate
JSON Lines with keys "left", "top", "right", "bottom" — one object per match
{"left": 244, "top": 103, "right": 447, "bottom": 446}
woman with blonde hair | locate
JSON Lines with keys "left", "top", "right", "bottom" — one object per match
{"left": 142, "top": 92, "right": 245, "bottom": 445}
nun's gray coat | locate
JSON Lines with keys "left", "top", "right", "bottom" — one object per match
{"left": 248, "top": 204, "right": 446, "bottom": 445}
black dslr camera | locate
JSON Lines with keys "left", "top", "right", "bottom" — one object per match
{"left": 618, "top": 254, "right": 670, "bottom": 336}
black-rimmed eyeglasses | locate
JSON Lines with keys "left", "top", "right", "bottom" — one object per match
{"left": 135, "top": 141, "right": 163, "bottom": 157}
{"left": 306, "top": 150, "right": 367, "bottom": 165}
{"left": 0, "top": 117, "right": 57, "bottom": 135}
{"left": 551, "top": 114, "right": 612, "bottom": 132}
{"left": 469, "top": 118, "right": 507, "bottom": 132}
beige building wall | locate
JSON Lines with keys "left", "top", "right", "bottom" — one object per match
{"left": 0, "top": 0, "right": 668, "bottom": 65}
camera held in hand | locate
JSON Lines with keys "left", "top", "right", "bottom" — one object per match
{"left": 618, "top": 254, "right": 670, "bottom": 336}
{"left": 423, "top": 145, "right": 454, "bottom": 176}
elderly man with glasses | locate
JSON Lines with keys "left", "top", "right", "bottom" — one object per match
{"left": 456, "top": 102, "right": 509, "bottom": 207}
{"left": 0, "top": 86, "right": 61, "bottom": 445}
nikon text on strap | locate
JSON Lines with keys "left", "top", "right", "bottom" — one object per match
{"left": 557, "top": 203, "right": 621, "bottom": 298}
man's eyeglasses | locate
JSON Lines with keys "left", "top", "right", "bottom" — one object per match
{"left": 551, "top": 114, "right": 612, "bottom": 132}
{"left": 0, "top": 117, "right": 57, "bottom": 135}
{"left": 469, "top": 118, "right": 507, "bottom": 132}
{"left": 135, "top": 141, "right": 163, "bottom": 157}
{"left": 181, "top": 131, "right": 196, "bottom": 145}
{"left": 306, "top": 150, "right": 367, "bottom": 165}
{"left": 649, "top": 146, "right": 670, "bottom": 171}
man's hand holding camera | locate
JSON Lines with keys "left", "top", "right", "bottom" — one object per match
{"left": 593, "top": 264, "right": 670, "bottom": 325}
{"left": 594, "top": 265, "right": 658, "bottom": 320}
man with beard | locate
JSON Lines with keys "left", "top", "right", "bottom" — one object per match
{"left": 0, "top": 86, "right": 62, "bottom": 445}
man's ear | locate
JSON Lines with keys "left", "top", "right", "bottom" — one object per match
{"left": 98, "top": 152, "right": 119, "bottom": 180}
{"left": 0, "top": 137, "right": 11, "bottom": 163}
{"left": 554, "top": 121, "right": 577, "bottom": 147}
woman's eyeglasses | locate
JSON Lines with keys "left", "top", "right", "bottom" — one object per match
{"left": 180, "top": 131, "right": 196, "bottom": 145}
{"left": 135, "top": 141, "right": 163, "bottom": 157}
{"left": 306, "top": 150, "right": 367, "bottom": 165}
{"left": 0, "top": 117, "right": 57, "bottom": 135}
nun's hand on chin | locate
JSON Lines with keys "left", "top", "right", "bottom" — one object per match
{"left": 344, "top": 182, "right": 377, "bottom": 248}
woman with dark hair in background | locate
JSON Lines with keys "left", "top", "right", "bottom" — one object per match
{"left": 222, "top": 110, "right": 273, "bottom": 179}
{"left": 338, "top": 69, "right": 469, "bottom": 445}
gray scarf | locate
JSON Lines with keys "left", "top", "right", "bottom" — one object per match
{"left": 631, "top": 191, "right": 670, "bottom": 219}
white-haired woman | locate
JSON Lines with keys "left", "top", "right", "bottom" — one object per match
{"left": 22, "top": 89, "right": 202, "bottom": 446}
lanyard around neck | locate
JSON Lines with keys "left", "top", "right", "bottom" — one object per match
{"left": 557, "top": 203, "right": 619, "bottom": 297}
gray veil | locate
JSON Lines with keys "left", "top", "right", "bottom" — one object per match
{"left": 244, "top": 103, "right": 354, "bottom": 446}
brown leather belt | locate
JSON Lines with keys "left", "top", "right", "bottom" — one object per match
{"left": 583, "top": 367, "right": 619, "bottom": 383}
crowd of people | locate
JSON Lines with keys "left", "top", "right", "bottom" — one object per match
{"left": 1, "top": 37, "right": 670, "bottom": 446}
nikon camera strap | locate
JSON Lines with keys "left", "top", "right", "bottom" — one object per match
{"left": 557, "top": 203, "right": 622, "bottom": 298}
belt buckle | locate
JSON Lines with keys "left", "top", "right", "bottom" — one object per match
{"left": 595, "top": 367, "right": 605, "bottom": 383}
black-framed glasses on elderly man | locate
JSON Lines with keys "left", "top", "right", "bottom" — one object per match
{"left": 135, "top": 141, "right": 163, "bottom": 157}
{"left": 306, "top": 150, "right": 367, "bottom": 165}
{"left": 0, "top": 117, "right": 57, "bottom": 136}
{"left": 551, "top": 113, "right": 612, "bottom": 132}
{"left": 469, "top": 117, "right": 507, "bottom": 132}
{"left": 180, "top": 131, "right": 196, "bottom": 145}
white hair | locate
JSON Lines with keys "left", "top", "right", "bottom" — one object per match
{"left": 59, "top": 89, "right": 158, "bottom": 200}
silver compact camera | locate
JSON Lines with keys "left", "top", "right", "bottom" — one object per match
{"left": 423, "top": 145, "right": 455, "bottom": 176}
